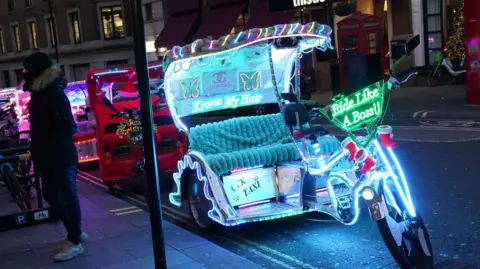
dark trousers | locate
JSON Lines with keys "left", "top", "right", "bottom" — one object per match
{"left": 42, "top": 165, "right": 82, "bottom": 245}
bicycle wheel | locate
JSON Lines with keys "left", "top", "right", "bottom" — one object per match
{"left": 427, "top": 67, "right": 442, "bottom": 86}
{"left": 4, "top": 167, "right": 32, "bottom": 211}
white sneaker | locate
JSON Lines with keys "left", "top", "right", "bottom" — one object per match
{"left": 57, "top": 232, "right": 88, "bottom": 251}
{"left": 54, "top": 241, "right": 84, "bottom": 262}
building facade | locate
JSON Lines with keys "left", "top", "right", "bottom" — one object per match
{"left": 0, "top": 0, "right": 165, "bottom": 88}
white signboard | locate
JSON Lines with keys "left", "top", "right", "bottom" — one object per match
{"left": 223, "top": 168, "right": 277, "bottom": 207}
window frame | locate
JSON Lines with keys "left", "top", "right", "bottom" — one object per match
{"left": 7, "top": 0, "right": 15, "bottom": 12}
{"left": 46, "top": 16, "right": 57, "bottom": 47}
{"left": 99, "top": 5, "right": 125, "bottom": 40}
{"left": 144, "top": 2, "right": 154, "bottom": 21}
{"left": 69, "top": 11, "right": 82, "bottom": 44}
{"left": 11, "top": 24, "right": 21, "bottom": 52}
{"left": 0, "top": 28, "right": 6, "bottom": 54}
{"left": 28, "top": 20, "right": 39, "bottom": 49}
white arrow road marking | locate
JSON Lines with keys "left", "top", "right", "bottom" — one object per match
{"left": 421, "top": 111, "right": 434, "bottom": 118}
{"left": 412, "top": 110, "right": 425, "bottom": 118}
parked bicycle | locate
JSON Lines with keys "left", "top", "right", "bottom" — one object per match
{"left": 428, "top": 51, "right": 466, "bottom": 86}
{"left": 0, "top": 149, "right": 33, "bottom": 211}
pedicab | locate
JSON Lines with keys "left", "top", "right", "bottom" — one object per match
{"left": 85, "top": 64, "right": 186, "bottom": 189}
{"left": 163, "top": 21, "right": 433, "bottom": 268}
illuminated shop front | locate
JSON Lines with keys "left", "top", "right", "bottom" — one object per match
{"left": 423, "top": 0, "right": 464, "bottom": 65}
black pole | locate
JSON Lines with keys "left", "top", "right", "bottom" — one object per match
{"left": 130, "top": 0, "right": 167, "bottom": 268}
{"left": 48, "top": 0, "right": 59, "bottom": 63}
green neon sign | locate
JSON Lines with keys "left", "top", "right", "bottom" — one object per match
{"left": 330, "top": 82, "right": 384, "bottom": 132}
{"left": 191, "top": 92, "right": 264, "bottom": 114}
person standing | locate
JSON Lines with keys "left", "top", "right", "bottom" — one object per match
{"left": 22, "top": 52, "right": 87, "bottom": 262}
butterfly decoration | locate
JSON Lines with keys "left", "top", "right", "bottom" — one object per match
{"left": 240, "top": 72, "right": 261, "bottom": 91}
{"left": 180, "top": 78, "right": 200, "bottom": 99}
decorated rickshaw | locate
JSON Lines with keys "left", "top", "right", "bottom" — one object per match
{"left": 162, "top": 21, "right": 433, "bottom": 269}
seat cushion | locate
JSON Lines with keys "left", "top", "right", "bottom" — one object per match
{"left": 189, "top": 114, "right": 292, "bottom": 155}
{"left": 206, "top": 143, "right": 300, "bottom": 176}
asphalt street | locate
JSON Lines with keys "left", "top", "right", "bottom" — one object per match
{"left": 79, "top": 120, "right": 480, "bottom": 269}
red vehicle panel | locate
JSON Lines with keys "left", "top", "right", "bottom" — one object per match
{"left": 85, "top": 63, "right": 186, "bottom": 184}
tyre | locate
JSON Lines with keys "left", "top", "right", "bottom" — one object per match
{"left": 427, "top": 67, "right": 442, "bottom": 86}
{"left": 187, "top": 169, "right": 214, "bottom": 231}
{"left": 4, "top": 168, "right": 32, "bottom": 211}
{"left": 377, "top": 192, "right": 433, "bottom": 269}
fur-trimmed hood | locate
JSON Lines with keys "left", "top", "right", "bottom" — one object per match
{"left": 26, "top": 65, "right": 63, "bottom": 92}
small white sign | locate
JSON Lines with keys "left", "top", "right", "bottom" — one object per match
{"left": 223, "top": 168, "right": 276, "bottom": 207}
{"left": 34, "top": 210, "right": 49, "bottom": 221}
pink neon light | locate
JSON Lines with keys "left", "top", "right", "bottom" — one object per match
{"left": 279, "top": 24, "right": 287, "bottom": 35}
{"left": 256, "top": 29, "right": 263, "bottom": 39}
{"left": 299, "top": 25, "right": 305, "bottom": 33}
{"left": 209, "top": 41, "right": 214, "bottom": 49}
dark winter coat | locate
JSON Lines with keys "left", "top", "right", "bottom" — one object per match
{"left": 26, "top": 66, "right": 78, "bottom": 171}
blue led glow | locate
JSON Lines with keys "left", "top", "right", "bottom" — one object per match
{"left": 373, "top": 140, "right": 416, "bottom": 217}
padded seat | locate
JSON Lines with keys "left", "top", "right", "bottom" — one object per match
{"left": 188, "top": 113, "right": 340, "bottom": 176}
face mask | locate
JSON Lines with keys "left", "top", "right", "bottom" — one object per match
{"left": 22, "top": 72, "right": 33, "bottom": 82}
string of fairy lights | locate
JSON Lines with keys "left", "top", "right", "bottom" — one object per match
{"left": 445, "top": 0, "right": 465, "bottom": 61}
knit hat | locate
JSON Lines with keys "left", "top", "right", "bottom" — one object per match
{"left": 23, "top": 52, "right": 53, "bottom": 79}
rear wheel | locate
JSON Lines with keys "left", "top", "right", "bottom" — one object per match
{"left": 187, "top": 170, "right": 214, "bottom": 231}
{"left": 4, "top": 168, "right": 32, "bottom": 211}
{"left": 428, "top": 67, "right": 443, "bottom": 86}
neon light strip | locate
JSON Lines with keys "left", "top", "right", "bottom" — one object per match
{"left": 373, "top": 140, "right": 416, "bottom": 217}
{"left": 92, "top": 64, "right": 162, "bottom": 78}
{"left": 165, "top": 36, "right": 326, "bottom": 133}
{"left": 169, "top": 155, "right": 224, "bottom": 223}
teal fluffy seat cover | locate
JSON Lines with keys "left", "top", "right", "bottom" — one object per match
{"left": 188, "top": 113, "right": 340, "bottom": 176}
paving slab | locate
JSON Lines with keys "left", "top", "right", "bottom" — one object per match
{"left": 0, "top": 179, "right": 264, "bottom": 269}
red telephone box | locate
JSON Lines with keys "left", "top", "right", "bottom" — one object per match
{"left": 337, "top": 12, "right": 383, "bottom": 93}
{"left": 464, "top": 0, "right": 480, "bottom": 104}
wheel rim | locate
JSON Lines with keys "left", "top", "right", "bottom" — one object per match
{"left": 188, "top": 174, "right": 212, "bottom": 228}
{"left": 384, "top": 191, "right": 433, "bottom": 268}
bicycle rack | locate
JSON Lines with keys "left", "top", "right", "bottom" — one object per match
{"left": 0, "top": 147, "right": 56, "bottom": 232}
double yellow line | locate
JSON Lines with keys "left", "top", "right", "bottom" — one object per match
{"left": 76, "top": 170, "right": 319, "bottom": 269}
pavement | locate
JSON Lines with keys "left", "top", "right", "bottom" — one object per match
{"left": 76, "top": 120, "right": 480, "bottom": 269}
{"left": 0, "top": 179, "right": 265, "bottom": 269}
{"left": 312, "top": 84, "right": 480, "bottom": 119}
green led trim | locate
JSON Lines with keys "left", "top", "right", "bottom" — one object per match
{"left": 330, "top": 82, "right": 384, "bottom": 132}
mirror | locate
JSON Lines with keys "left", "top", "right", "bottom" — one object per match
{"left": 405, "top": 35, "right": 420, "bottom": 55}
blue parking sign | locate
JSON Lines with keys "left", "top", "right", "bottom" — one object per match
{"left": 15, "top": 214, "right": 27, "bottom": 225}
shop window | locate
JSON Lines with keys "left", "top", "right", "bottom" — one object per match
{"left": 425, "top": 0, "right": 442, "bottom": 65}
{"left": 292, "top": 11, "right": 309, "bottom": 24}
{"left": 101, "top": 6, "right": 125, "bottom": 39}
{"left": 231, "top": 13, "right": 249, "bottom": 34}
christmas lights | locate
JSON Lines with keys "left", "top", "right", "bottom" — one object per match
{"left": 445, "top": 0, "right": 465, "bottom": 61}
{"left": 163, "top": 22, "right": 332, "bottom": 64}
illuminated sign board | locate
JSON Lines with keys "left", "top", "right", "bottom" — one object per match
{"left": 269, "top": 0, "right": 330, "bottom": 12}
{"left": 330, "top": 83, "right": 384, "bottom": 132}
{"left": 223, "top": 168, "right": 277, "bottom": 207}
